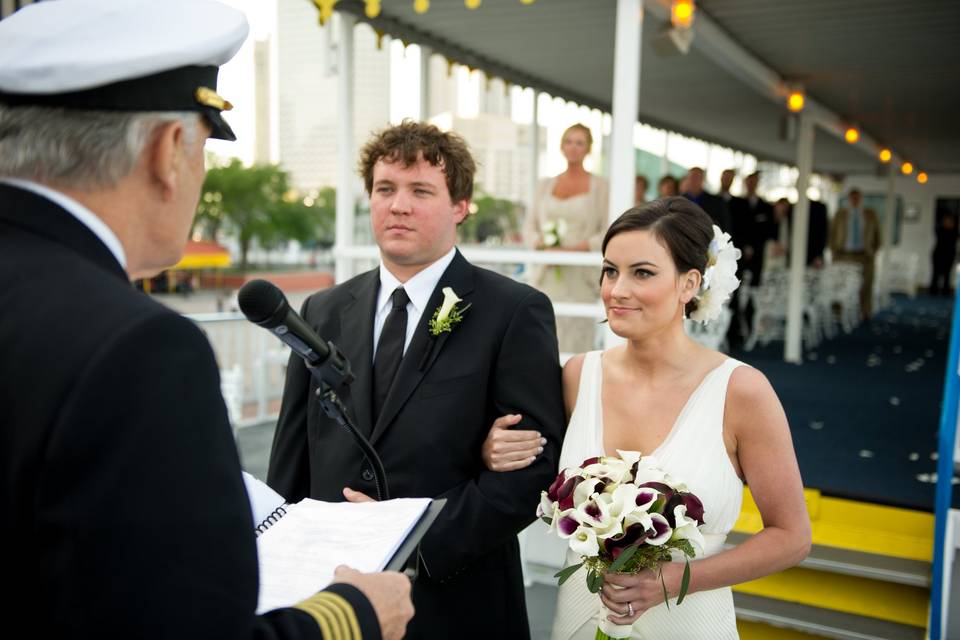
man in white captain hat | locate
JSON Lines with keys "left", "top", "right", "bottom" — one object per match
{"left": 0, "top": 1, "right": 412, "bottom": 639}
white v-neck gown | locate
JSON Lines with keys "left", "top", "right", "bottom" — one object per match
{"left": 551, "top": 351, "right": 744, "bottom": 640}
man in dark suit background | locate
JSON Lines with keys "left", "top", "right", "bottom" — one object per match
{"left": 682, "top": 166, "right": 731, "bottom": 233}
{"left": 0, "top": 2, "right": 411, "bottom": 639}
{"left": 719, "top": 169, "right": 749, "bottom": 347}
{"left": 768, "top": 198, "right": 829, "bottom": 268}
{"left": 734, "top": 172, "right": 776, "bottom": 286}
{"left": 268, "top": 121, "right": 566, "bottom": 639}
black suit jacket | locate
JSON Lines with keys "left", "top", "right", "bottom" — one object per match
{"left": 734, "top": 196, "right": 775, "bottom": 283}
{"left": 685, "top": 191, "right": 732, "bottom": 233}
{"left": 268, "top": 251, "right": 566, "bottom": 639}
{"left": 807, "top": 200, "right": 828, "bottom": 265}
{"left": 0, "top": 184, "right": 376, "bottom": 640}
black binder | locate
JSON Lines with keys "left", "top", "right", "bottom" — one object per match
{"left": 384, "top": 498, "right": 446, "bottom": 576}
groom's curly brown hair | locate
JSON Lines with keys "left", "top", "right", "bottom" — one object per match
{"left": 358, "top": 119, "right": 476, "bottom": 203}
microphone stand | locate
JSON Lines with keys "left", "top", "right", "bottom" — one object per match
{"left": 306, "top": 341, "right": 389, "bottom": 502}
{"left": 308, "top": 342, "right": 424, "bottom": 580}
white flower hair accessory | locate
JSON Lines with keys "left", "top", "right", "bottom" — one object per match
{"left": 688, "top": 225, "right": 741, "bottom": 325}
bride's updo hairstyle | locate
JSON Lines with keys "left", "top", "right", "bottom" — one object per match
{"left": 601, "top": 196, "right": 714, "bottom": 317}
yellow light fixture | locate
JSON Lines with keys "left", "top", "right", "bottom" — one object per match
{"left": 365, "top": 0, "right": 381, "bottom": 18}
{"left": 901, "top": 162, "right": 914, "bottom": 175}
{"left": 413, "top": 0, "right": 429, "bottom": 14}
{"left": 671, "top": 0, "right": 695, "bottom": 29}
{"left": 313, "top": 0, "right": 335, "bottom": 25}
{"left": 520, "top": 0, "right": 535, "bottom": 4}
{"left": 917, "top": 171, "right": 929, "bottom": 184}
{"left": 844, "top": 127, "right": 859, "bottom": 144}
{"left": 787, "top": 90, "right": 804, "bottom": 113}
{"left": 465, "top": 0, "right": 481, "bottom": 8}
{"left": 878, "top": 148, "right": 892, "bottom": 163}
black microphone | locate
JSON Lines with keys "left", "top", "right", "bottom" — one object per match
{"left": 238, "top": 279, "right": 387, "bottom": 499}
{"left": 238, "top": 279, "right": 331, "bottom": 368}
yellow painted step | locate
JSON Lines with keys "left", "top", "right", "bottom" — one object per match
{"left": 737, "top": 619, "right": 829, "bottom": 640}
{"left": 733, "top": 566, "right": 929, "bottom": 628}
{"left": 733, "top": 487, "right": 934, "bottom": 562}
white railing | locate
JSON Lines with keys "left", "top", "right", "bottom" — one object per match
{"left": 187, "top": 312, "right": 291, "bottom": 429}
{"left": 186, "top": 244, "right": 744, "bottom": 432}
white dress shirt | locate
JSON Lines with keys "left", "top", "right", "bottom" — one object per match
{"left": 1, "top": 177, "right": 127, "bottom": 269}
{"left": 372, "top": 246, "right": 457, "bottom": 360}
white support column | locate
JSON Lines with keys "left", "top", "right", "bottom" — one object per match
{"left": 528, "top": 91, "right": 541, "bottom": 218}
{"left": 784, "top": 113, "right": 814, "bottom": 363}
{"left": 335, "top": 13, "right": 357, "bottom": 284}
{"left": 604, "top": 0, "right": 642, "bottom": 350}
{"left": 609, "top": 0, "right": 642, "bottom": 223}
{"left": 419, "top": 45, "right": 432, "bottom": 121}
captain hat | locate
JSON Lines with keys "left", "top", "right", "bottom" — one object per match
{"left": 0, "top": 0, "right": 249, "bottom": 141}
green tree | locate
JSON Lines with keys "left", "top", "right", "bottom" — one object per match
{"left": 193, "top": 158, "right": 334, "bottom": 269}
{"left": 458, "top": 190, "right": 519, "bottom": 244}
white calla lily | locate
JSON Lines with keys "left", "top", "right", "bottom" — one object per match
{"left": 604, "top": 484, "right": 640, "bottom": 520}
{"left": 644, "top": 512, "right": 673, "bottom": 545}
{"left": 671, "top": 504, "right": 706, "bottom": 554}
{"left": 582, "top": 457, "right": 631, "bottom": 484}
{"left": 554, "top": 509, "right": 582, "bottom": 539}
{"left": 568, "top": 525, "right": 600, "bottom": 557}
{"left": 437, "top": 287, "right": 461, "bottom": 322}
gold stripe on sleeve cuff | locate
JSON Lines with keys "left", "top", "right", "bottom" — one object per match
{"left": 294, "top": 592, "right": 362, "bottom": 639}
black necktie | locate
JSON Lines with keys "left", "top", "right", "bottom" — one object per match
{"left": 373, "top": 287, "right": 409, "bottom": 423}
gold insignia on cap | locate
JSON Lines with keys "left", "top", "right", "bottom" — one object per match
{"left": 195, "top": 87, "right": 233, "bottom": 111}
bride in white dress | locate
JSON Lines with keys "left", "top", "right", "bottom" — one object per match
{"left": 483, "top": 197, "right": 811, "bottom": 639}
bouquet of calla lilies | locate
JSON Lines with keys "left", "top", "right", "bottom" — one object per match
{"left": 538, "top": 451, "right": 706, "bottom": 640}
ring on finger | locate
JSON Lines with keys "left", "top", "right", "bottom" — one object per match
{"left": 627, "top": 602, "right": 634, "bottom": 617}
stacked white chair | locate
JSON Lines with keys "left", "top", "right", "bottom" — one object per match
{"left": 744, "top": 266, "right": 790, "bottom": 350}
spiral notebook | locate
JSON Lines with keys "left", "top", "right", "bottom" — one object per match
{"left": 241, "top": 472, "right": 443, "bottom": 613}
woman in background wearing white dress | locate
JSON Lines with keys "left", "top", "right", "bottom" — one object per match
{"left": 484, "top": 197, "right": 810, "bottom": 638}
{"left": 522, "top": 123, "right": 609, "bottom": 354}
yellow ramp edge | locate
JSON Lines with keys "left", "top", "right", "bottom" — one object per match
{"left": 733, "top": 566, "right": 929, "bottom": 628}
{"left": 737, "top": 619, "right": 829, "bottom": 640}
{"left": 733, "top": 487, "right": 934, "bottom": 562}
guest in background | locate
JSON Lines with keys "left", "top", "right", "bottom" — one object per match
{"left": 766, "top": 198, "right": 829, "bottom": 272}
{"left": 523, "top": 123, "right": 609, "bottom": 353}
{"left": 829, "top": 188, "right": 881, "bottom": 318}
{"left": 765, "top": 198, "right": 792, "bottom": 272}
{"left": 658, "top": 174, "right": 680, "bottom": 198}
{"left": 682, "top": 166, "right": 731, "bottom": 233}
{"left": 930, "top": 208, "right": 958, "bottom": 296}
{"left": 807, "top": 200, "right": 829, "bottom": 267}
{"left": 719, "top": 169, "right": 747, "bottom": 238}
{"left": 634, "top": 174, "right": 649, "bottom": 205}
{"left": 719, "top": 169, "right": 749, "bottom": 348}
{"left": 735, "top": 172, "right": 775, "bottom": 286}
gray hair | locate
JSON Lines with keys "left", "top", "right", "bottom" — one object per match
{"left": 0, "top": 105, "right": 200, "bottom": 190}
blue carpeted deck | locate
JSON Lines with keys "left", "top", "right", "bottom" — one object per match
{"left": 731, "top": 294, "right": 953, "bottom": 512}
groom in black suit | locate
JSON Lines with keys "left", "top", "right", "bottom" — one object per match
{"left": 268, "top": 121, "right": 565, "bottom": 638}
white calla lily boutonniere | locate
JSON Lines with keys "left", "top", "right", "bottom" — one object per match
{"left": 429, "top": 287, "right": 471, "bottom": 336}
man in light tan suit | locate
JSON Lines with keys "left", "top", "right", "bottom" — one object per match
{"left": 830, "top": 188, "right": 882, "bottom": 318}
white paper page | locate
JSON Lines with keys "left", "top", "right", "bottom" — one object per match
{"left": 242, "top": 471, "right": 287, "bottom": 527}
{"left": 256, "top": 497, "right": 431, "bottom": 613}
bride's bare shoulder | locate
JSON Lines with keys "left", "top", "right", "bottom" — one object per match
{"left": 727, "top": 363, "right": 775, "bottom": 400}
{"left": 725, "top": 364, "right": 786, "bottom": 433}
{"left": 561, "top": 351, "right": 602, "bottom": 417}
